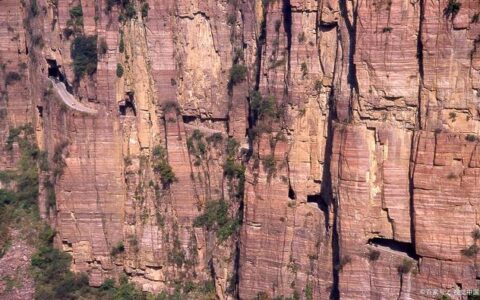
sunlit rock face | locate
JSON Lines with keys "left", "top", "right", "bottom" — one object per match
{"left": 1, "top": 0, "right": 480, "bottom": 298}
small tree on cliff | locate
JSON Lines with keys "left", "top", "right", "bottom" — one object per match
{"left": 152, "top": 145, "right": 177, "bottom": 188}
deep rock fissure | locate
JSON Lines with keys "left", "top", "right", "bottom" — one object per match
{"left": 338, "top": 0, "right": 359, "bottom": 94}
{"left": 416, "top": 0, "right": 425, "bottom": 128}
{"left": 282, "top": 0, "right": 292, "bottom": 95}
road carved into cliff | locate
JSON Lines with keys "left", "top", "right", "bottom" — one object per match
{"left": 48, "top": 78, "right": 98, "bottom": 114}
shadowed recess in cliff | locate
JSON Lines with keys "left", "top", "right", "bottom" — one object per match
{"left": 416, "top": 0, "right": 425, "bottom": 128}
{"left": 119, "top": 92, "right": 136, "bottom": 116}
{"left": 47, "top": 59, "right": 72, "bottom": 93}
{"left": 282, "top": 0, "right": 292, "bottom": 93}
{"left": 368, "top": 237, "right": 419, "bottom": 259}
{"left": 338, "top": 0, "right": 359, "bottom": 94}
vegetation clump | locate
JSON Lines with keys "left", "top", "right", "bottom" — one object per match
{"left": 444, "top": 0, "right": 461, "bottom": 19}
{"left": 229, "top": 64, "right": 247, "bottom": 85}
{"left": 397, "top": 258, "right": 415, "bottom": 274}
{"left": 262, "top": 154, "right": 276, "bottom": 177}
{"left": 223, "top": 138, "right": 245, "bottom": 198}
{"left": 152, "top": 145, "right": 177, "bottom": 187}
{"left": 187, "top": 129, "right": 207, "bottom": 166}
{"left": 5, "top": 72, "right": 21, "bottom": 85}
{"left": 461, "top": 244, "right": 479, "bottom": 257}
{"left": 193, "top": 199, "right": 240, "bottom": 242}
{"left": 116, "top": 63, "right": 124, "bottom": 78}
{"left": 141, "top": 2, "right": 149, "bottom": 18}
{"left": 110, "top": 241, "right": 125, "bottom": 256}
{"left": 71, "top": 35, "right": 98, "bottom": 79}
{"left": 367, "top": 248, "right": 381, "bottom": 261}
{"left": 250, "top": 91, "right": 278, "bottom": 120}
{"left": 466, "top": 134, "right": 477, "bottom": 142}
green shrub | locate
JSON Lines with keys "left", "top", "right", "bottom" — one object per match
{"left": 461, "top": 244, "right": 479, "bottom": 257}
{"left": 141, "top": 2, "right": 149, "bottom": 18}
{"left": 99, "top": 38, "right": 108, "bottom": 55}
{"left": 106, "top": 0, "right": 120, "bottom": 12}
{"left": 5, "top": 127, "right": 22, "bottom": 150}
{"left": 206, "top": 132, "right": 223, "bottom": 145}
{"left": 472, "top": 229, "right": 480, "bottom": 240}
{"left": 298, "top": 32, "right": 305, "bottom": 43}
{"left": 71, "top": 35, "right": 98, "bottom": 79}
{"left": 250, "top": 91, "right": 277, "bottom": 120}
{"left": 472, "top": 13, "right": 480, "bottom": 23}
{"left": 448, "top": 111, "right": 457, "bottom": 121}
{"left": 119, "top": 32, "right": 125, "bottom": 53}
{"left": 116, "top": 63, "right": 124, "bottom": 77}
{"left": 301, "top": 62, "right": 308, "bottom": 77}
{"left": 444, "top": 0, "right": 461, "bottom": 18}
{"left": 397, "top": 258, "right": 414, "bottom": 274}
{"left": 262, "top": 155, "right": 276, "bottom": 176}
{"left": 110, "top": 241, "right": 125, "bottom": 256}
{"left": 466, "top": 134, "right": 477, "bottom": 142}
{"left": 223, "top": 138, "right": 245, "bottom": 198}
{"left": 193, "top": 200, "right": 240, "bottom": 242}
{"left": 304, "top": 283, "right": 313, "bottom": 300}
{"left": 229, "top": 64, "right": 247, "bottom": 85}
{"left": 5, "top": 72, "right": 21, "bottom": 85}
{"left": 125, "top": 3, "right": 136, "bottom": 19}
{"left": 152, "top": 145, "right": 177, "bottom": 187}
{"left": 69, "top": 5, "right": 83, "bottom": 18}
{"left": 30, "top": 0, "right": 39, "bottom": 17}
{"left": 368, "top": 249, "right": 381, "bottom": 261}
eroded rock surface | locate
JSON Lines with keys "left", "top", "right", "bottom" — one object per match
{"left": 0, "top": 0, "right": 479, "bottom": 299}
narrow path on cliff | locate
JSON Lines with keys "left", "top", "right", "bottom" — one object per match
{"left": 48, "top": 78, "right": 98, "bottom": 114}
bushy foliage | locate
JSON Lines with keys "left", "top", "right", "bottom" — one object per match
{"left": 397, "top": 258, "right": 415, "bottom": 274}
{"left": 444, "top": 0, "right": 461, "bottom": 18}
{"left": 5, "top": 71, "right": 21, "bottom": 85}
{"left": 116, "top": 63, "right": 124, "bottom": 78}
{"left": 69, "top": 5, "right": 83, "bottom": 18}
{"left": 152, "top": 145, "right": 177, "bottom": 187}
{"left": 466, "top": 134, "right": 477, "bottom": 142}
{"left": 193, "top": 200, "right": 240, "bottom": 242}
{"left": 250, "top": 91, "right": 277, "bottom": 120}
{"left": 141, "top": 2, "right": 149, "bottom": 18}
{"left": 367, "top": 249, "right": 381, "bottom": 261}
{"left": 71, "top": 35, "right": 98, "bottom": 79}
{"left": 110, "top": 241, "right": 125, "bottom": 256}
{"left": 229, "top": 64, "right": 247, "bottom": 85}
{"left": 223, "top": 138, "right": 245, "bottom": 198}
{"left": 262, "top": 155, "right": 276, "bottom": 177}
{"left": 461, "top": 244, "right": 479, "bottom": 257}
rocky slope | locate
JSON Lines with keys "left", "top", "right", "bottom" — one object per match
{"left": 0, "top": 0, "right": 480, "bottom": 299}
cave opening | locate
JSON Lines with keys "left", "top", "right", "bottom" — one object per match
{"left": 288, "top": 184, "right": 296, "bottom": 200}
{"left": 119, "top": 92, "right": 136, "bottom": 116}
{"left": 182, "top": 115, "right": 196, "bottom": 124}
{"left": 47, "top": 58, "right": 73, "bottom": 93}
{"left": 367, "top": 237, "right": 418, "bottom": 259}
{"left": 37, "top": 105, "right": 43, "bottom": 118}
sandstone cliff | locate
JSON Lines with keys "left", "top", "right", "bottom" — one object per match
{"left": 1, "top": 0, "right": 480, "bottom": 299}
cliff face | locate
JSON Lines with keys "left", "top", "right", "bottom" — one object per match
{"left": 1, "top": 0, "right": 480, "bottom": 299}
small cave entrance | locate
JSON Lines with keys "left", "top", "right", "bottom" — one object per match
{"left": 368, "top": 237, "right": 418, "bottom": 259}
{"left": 182, "top": 115, "right": 196, "bottom": 124}
{"left": 288, "top": 184, "right": 296, "bottom": 200}
{"left": 47, "top": 58, "right": 73, "bottom": 93}
{"left": 307, "top": 193, "right": 330, "bottom": 217}
{"left": 119, "top": 92, "right": 136, "bottom": 116}
{"left": 37, "top": 105, "right": 43, "bottom": 118}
